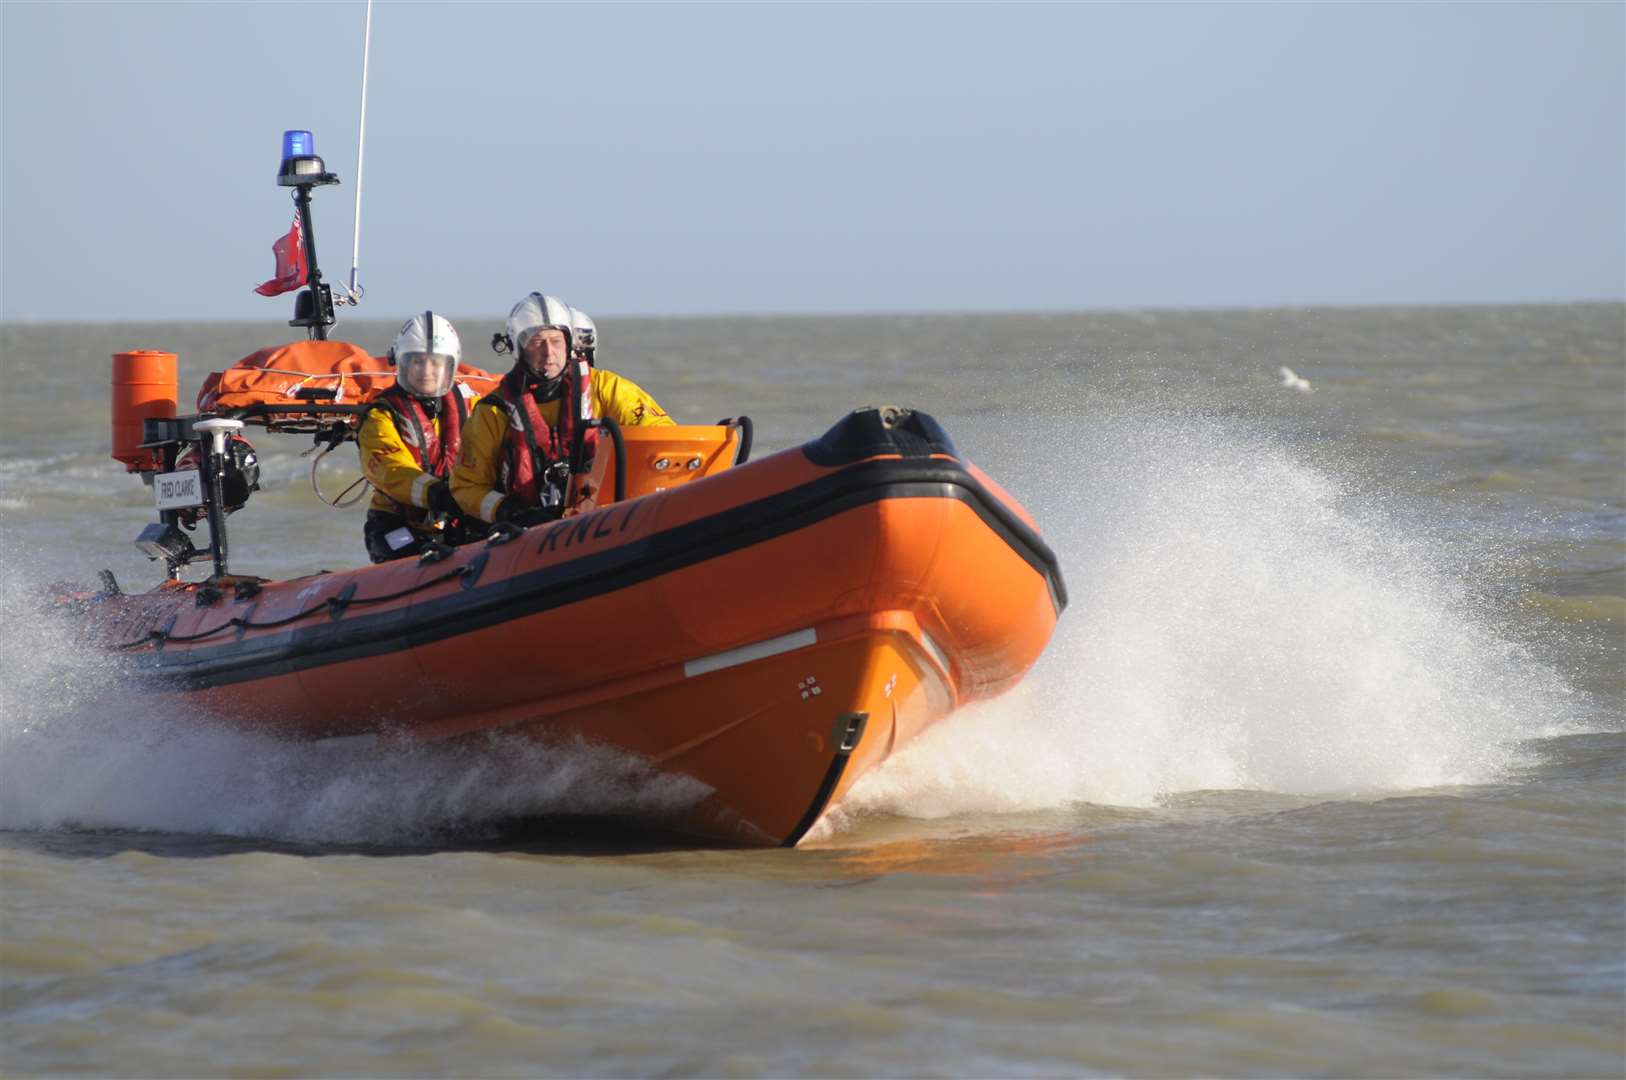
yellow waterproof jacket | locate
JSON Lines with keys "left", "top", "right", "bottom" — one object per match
{"left": 452, "top": 367, "right": 674, "bottom": 523}
{"left": 358, "top": 404, "right": 458, "bottom": 518}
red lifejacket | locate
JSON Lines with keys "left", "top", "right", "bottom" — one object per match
{"left": 371, "top": 384, "right": 466, "bottom": 479}
{"left": 487, "top": 359, "right": 598, "bottom": 506}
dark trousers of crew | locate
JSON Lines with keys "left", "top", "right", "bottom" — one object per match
{"left": 364, "top": 509, "right": 472, "bottom": 563}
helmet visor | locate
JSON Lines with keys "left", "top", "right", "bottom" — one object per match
{"left": 397, "top": 352, "right": 456, "bottom": 399}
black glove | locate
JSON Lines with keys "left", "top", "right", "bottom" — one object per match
{"left": 426, "top": 481, "right": 461, "bottom": 519}
{"left": 495, "top": 499, "right": 558, "bottom": 528}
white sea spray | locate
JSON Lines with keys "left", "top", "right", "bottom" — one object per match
{"left": 831, "top": 405, "right": 1586, "bottom": 826}
{"left": 0, "top": 557, "right": 705, "bottom": 845}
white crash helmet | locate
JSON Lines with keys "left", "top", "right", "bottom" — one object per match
{"left": 507, "top": 292, "right": 574, "bottom": 355}
{"left": 570, "top": 306, "right": 597, "bottom": 359}
{"left": 389, "top": 310, "right": 460, "bottom": 400}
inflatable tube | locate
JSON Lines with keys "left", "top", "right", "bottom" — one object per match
{"left": 82, "top": 409, "right": 1064, "bottom": 846}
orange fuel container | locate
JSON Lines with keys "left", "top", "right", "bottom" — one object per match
{"left": 111, "top": 350, "right": 178, "bottom": 472}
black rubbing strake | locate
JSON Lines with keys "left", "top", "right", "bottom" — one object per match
{"left": 125, "top": 457, "right": 1065, "bottom": 689}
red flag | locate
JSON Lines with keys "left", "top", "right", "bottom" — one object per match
{"left": 253, "top": 213, "right": 308, "bottom": 296}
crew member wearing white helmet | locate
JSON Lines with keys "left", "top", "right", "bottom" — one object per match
{"left": 359, "top": 311, "right": 472, "bottom": 562}
{"left": 570, "top": 306, "right": 598, "bottom": 365}
{"left": 452, "top": 292, "right": 672, "bottom": 526}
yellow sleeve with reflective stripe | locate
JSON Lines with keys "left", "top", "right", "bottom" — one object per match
{"left": 451, "top": 400, "right": 513, "bottom": 523}
{"left": 592, "top": 368, "right": 675, "bottom": 427}
{"left": 358, "top": 408, "right": 441, "bottom": 511}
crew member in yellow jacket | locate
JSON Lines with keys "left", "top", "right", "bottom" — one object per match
{"left": 359, "top": 311, "right": 472, "bottom": 562}
{"left": 452, "top": 293, "right": 673, "bottom": 526}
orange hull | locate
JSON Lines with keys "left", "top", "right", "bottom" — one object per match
{"left": 87, "top": 410, "right": 1065, "bottom": 846}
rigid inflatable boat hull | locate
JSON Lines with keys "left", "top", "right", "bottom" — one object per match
{"left": 85, "top": 416, "right": 1064, "bottom": 846}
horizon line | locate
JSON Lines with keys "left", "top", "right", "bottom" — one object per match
{"left": 3, "top": 296, "right": 1622, "bottom": 329}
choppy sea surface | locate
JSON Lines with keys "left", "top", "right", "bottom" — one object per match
{"left": 0, "top": 304, "right": 1622, "bottom": 1077}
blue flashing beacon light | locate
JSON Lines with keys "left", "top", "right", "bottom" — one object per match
{"left": 277, "top": 129, "right": 335, "bottom": 187}
{"left": 282, "top": 129, "right": 314, "bottom": 160}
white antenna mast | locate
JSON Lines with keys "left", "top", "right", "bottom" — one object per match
{"left": 346, "top": 0, "right": 374, "bottom": 304}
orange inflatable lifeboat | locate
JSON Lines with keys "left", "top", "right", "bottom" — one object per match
{"left": 88, "top": 342, "right": 1065, "bottom": 847}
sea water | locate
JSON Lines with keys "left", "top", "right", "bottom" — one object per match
{"left": 0, "top": 305, "right": 1621, "bottom": 1076}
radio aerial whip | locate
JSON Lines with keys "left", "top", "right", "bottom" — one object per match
{"left": 254, "top": 1, "right": 372, "bottom": 337}
{"left": 345, "top": 0, "right": 373, "bottom": 306}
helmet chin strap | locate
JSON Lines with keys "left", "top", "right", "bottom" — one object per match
{"left": 530, "top": 367, "right": 564, "bottom": 400}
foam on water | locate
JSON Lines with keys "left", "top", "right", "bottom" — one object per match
{"left": 0, "top": 562, "right": 705, "bottom": 845}
{"left": 834, "top": 407, "right": 1587, "bottom": 823}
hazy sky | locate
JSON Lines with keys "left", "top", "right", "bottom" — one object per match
{"left": 2, "top": 1, "right": 1622, "bottom": 322}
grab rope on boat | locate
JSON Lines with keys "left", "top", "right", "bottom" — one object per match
{"left": 114, "top": 553, "right": 488, "bottom": 649}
